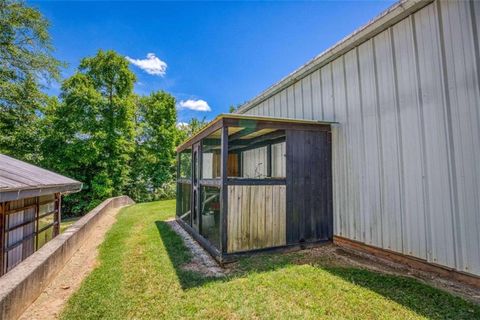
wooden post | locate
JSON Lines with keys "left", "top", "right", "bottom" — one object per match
{"left": 35, "top": 197, "right": 39, "bottom": 251}
{"left": 0, "top": 202, "right": 4, "bottom": 276}
{"left": 54, "top": 193, "right": 60, "bottom": 237}
{"left": 197, "top": 142, "right": 203, "bottom": 234}
{"left": 175, "top": 153, "right": 180, "bottom": 219}
{"left": 237, "top": 151, "right": 243, "bottom": 177}
{"left": 266, "top": 144, "right": 272, "bottom": 177}
{"left": 220, "top": 126, "right": 229, "bottom": 255}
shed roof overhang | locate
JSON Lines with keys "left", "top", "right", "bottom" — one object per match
{"left": 176, "top": 114, "right": 337, "bottom": 153}
{"left": 0, "top": 154, "right": 83, "bottom": 202}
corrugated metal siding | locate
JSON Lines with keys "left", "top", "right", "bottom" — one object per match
{"left": 241, "top": 0, "right": 480, "bottom": 276}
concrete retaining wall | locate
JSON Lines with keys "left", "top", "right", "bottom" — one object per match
{"left": 0, "top": 195, "right": 134, "bottom": 320}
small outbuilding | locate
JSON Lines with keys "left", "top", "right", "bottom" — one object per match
{"left": 0, "top": 154, "right": 82, "bottom": 276}
{"left": 176, "top": 114, "right": 335, "bottom": 262}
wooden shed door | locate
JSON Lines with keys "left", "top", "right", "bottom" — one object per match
{"left": 286, "top": 130, "right": 332, "bottom": 244}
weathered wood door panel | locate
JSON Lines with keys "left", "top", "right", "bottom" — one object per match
{"left": 227, "top": 185, "right": 286, "bottom": 253}
{"left": 286, "top": 130, "right": 332, "bottom": 244}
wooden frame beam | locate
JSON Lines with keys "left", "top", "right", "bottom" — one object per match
{"left": 228, "top": 137, "right": 286, "bottom": 153}
{"left": 176, "top": 115, "right": 332, "bottom": 153}
{"left": 222, "top": 117, "right": 330, "bottom": 132}
{"left": 0, "top": 202, "right": 4, "bottom": 276}
{"left": 229, "top": 130, "right": 285, "bottom": 146}
{"left": 226, "top": 178, "right": 286, "bottom": 185}
{"left": 53, "top": 193, "right": 60, "bottom": 236}
{"left": 220, "top": 126, "right": 228, "bottom": 254}
{"left": 228, "top": 127, "right": 257, "bottom": 141}
{"left": 266, "top": 144, "right": 272, "bottom": 177}
{"left": 177, "top": 118, "right": 223, "bottom": 153}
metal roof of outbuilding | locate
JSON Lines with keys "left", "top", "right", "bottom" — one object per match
{"left": 0, "top": 154, "right": 82, "bottom": 202}
{"left": 177, "top": 113, "right": 337, "bottom": 152}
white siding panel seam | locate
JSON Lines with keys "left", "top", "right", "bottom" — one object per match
{"left": 389, "top": 27, "right": 407, "bottom": 255}
{"left": 355, "top": 46, "right": 369, "bottom": 244}
{"left": 411, "top": 12, "right": 433, "bottom": 263}
{"left": 330, "top": 64, "right": 337, "bottom": 121}
{"left": 470, "top": 0, "right": 480, "bottom": 274}
{"left": 319, "top": 70, "right": 325, "bottom": 119}
{"left": 436, "top": 0, "right": 461, "bottom": 271}
{"left": 473, "top": 1, "right": 480, "bottom": 104}
{"left": 371, "top": 38, "right": 386, "bottom": 249}
{"left": 308, "top": 74, "right": 315, "bottom": 119}
{"left": 342, "top": 56, "right": 351, "bottom": 239}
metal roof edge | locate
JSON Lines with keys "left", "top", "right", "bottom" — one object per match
{"left": 236, "top": 0, "right": 433, "bottom": 114}
{"left": 176, "top": 113, "right": 337, "bottom": 152}
{"left": 0, "top": 183, "right": 83, "bottom": 202}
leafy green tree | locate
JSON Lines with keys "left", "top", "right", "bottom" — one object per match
{"left": 128, "top": 91, "right": 178, "bottom": 202}
{"left": 42, "top": 50, "right": 136, "bottom": 215}
{"left": 177, "top": 117, "right": 208, "bottom": 143}
{"left": 0, "top": 0, "right": 63, "bottom": 162}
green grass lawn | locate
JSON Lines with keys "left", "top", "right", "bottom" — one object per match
{"left": 60, "top": 200, "right": 480, "bottom": 320}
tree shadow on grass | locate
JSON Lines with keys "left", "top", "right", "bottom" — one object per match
{"left": 155, "top": 220, "right": 480, "bottom": 319}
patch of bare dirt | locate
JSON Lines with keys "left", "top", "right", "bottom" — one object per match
{"left": 295, "top": 244, "right": 480, "bottom": 305}
{"left": 18, "top": 207, "right": 122, "bottom": 320}
{"left": 165, "top": 219, "right": 226, "bottom": 277}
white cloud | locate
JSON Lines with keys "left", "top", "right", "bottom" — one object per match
{"left": 178, "top": 99, "right": 211, "bottom": 112}
{"left": 126, "top": 53, "right": 167, "bottom": 76}
{"left": 176, "top": 122, "right": 189, "bottom": 128}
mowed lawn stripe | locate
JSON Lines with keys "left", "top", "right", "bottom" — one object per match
{"left": 61, "top": 200, "right": 480, "bottom": 319}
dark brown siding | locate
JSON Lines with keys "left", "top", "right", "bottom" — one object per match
{"left": 286, "top": 130, "right": 332, "bottom": 244}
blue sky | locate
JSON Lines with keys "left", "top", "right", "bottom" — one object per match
{"left": 30, "top": 1, "right": 395, "bottom": 123}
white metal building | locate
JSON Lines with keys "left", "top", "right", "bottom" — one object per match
{"left": 237, "top": 0, "right": 480, "bottom": 278}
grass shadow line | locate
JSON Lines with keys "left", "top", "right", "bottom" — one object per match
{"left": 155, "top": 220, "right": 230, "bottom": 289}
{"left": 155, "top": 219, "right": 480, "bottom": 319}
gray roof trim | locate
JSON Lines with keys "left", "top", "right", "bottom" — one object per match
{"left": 0, "top": 154, "right": 82, "bottom": 201}
{"left": 236, "top": 0, "right": 433, "bottom": 114}
{"left": 0, "top": 183, "right": 83, "bottom": 202}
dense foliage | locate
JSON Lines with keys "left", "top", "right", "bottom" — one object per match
{"left": 41, "top": 50, "right": 179, "bottom": 215}
{"left": 0, "top": 2, "right": 198, "bottom": 216}
{"left": 127, "top": 91, "right": 178, "bottom": 203}
{"left": 0, "top": 0, "right": 63, "bottom": 162}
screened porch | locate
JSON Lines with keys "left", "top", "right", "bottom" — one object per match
{"left": 176, "top": 114, "right": 333, "bottom": 261}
